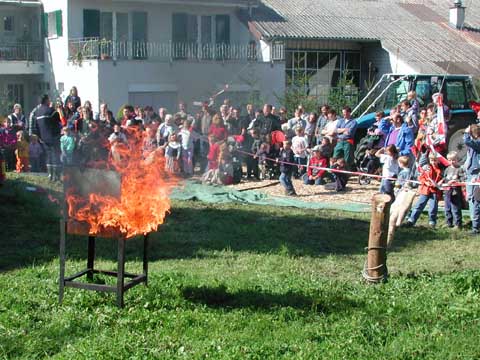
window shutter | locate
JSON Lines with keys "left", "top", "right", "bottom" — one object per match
{"left": 83, "top": 9, "right": 100, "bottom": 38}
{"left": 215, "top": 15, "right": 230, "bottom": 44}
{"left": 172, "top": 13, "right": 187, "bottom": 43}
{"left": 55, "top": 10, "right": 63, "bottom": 37}
{"left": 42, "top": 13, "right": 48, "bottom": 37}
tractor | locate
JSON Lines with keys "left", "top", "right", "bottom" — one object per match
{"left": 352, "top": 73, "right": 480, "bottom": 163}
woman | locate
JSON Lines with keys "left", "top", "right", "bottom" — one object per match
{"left": 64, "top": 86, "right": 81, "bottom": 110}
{"left": 208, "top": 114, "right": 227, "bottom": 141}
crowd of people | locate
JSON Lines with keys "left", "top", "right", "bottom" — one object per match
{"left": 2, "top": 86, "right": 480, "bottom": 234}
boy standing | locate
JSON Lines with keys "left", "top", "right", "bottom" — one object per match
{"left": 278, "top": 140, "right": 296, "bottom": 196}
{"left": 443, "top": 151, "right": 465, "bottom": 228}
{"left": 405, "top": 153, "right": 443, "bottom": 228}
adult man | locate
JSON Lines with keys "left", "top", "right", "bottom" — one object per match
{"left": 33, "top": 94, "right": 61, "bottom": 181}
{"left": 256, "top": 104, "right": 281, "bottom": 138}
{"left": 315, "top": 105, "right": 329, "bottom": 144}
{"left": 157, "top": 107, "right": 168, "bottom": 124}
{"left": 464, "top": 124, "right": 480, "bottom": 235}
{"left": 226, "top": 107, "right": 243, "bottom": 136}
{"left": 333, "top": 106, "right": 358, "bottom": 168}
{"left": 245, "top": 103, "right": 255, "bottom": 124}
{"left": 287, "top": 108, "right": 307, "bottom": 136}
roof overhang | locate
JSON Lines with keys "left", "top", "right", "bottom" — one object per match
{"left": 111, "top": 0, "right": 259, "bottom": 8}
{"left": 0, "top": 0, "right": 41, "bottom": 7}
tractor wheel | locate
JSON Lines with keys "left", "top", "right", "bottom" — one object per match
{"left": 448, "top": 127, "right": 468, "bottom": 164}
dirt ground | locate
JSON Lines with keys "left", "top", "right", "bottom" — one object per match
{"left": 228, "top": 176, "right": 380, "bottom": 206}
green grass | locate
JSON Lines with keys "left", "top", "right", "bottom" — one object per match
{"left": 1, "top": 173, "right": 480, "bottom": 359}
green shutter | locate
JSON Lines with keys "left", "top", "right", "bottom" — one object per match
{"left": 42, "top": 12, "right": 48, "bottom": 37}
{"left": 172, "top": 13, "right": 187, "bottom": 43}
{"left": 83, "top": 9, "right": 100, "bottom": 38}
{"left": 215, "top": 15, "right": 230, "bottom": 44}
{"left": 55, "top": 10, "right": 63, "bottom": 37}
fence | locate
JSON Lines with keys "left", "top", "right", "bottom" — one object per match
{"left": 0, "top": 42, "right": 43, "bottom": 62}
{"left": 68, "top": 38, "right": 284, "bottom": 62}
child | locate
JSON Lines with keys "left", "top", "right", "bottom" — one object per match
{"left": 179, "top": 118, "right": 194, "bottom": 176}
{"left": 443, "top": 151, "right": 465, "bottom": 228}
{"left": 304, "top": 145, "right": 328, "bottom": 185}
{"left": 60, "top": 126, "right": 75, "bottom": 166}
{"left": 206, "top": 134, "right": 221, "bottom": 171}
{"left": 142, "top": 127, "right": 158, "bottom": 159}
{"left": 255, "top": 142, "right": 270, "bottom": 180}
{"left": 246, "top": 128, "right": 261, "bottom": 179}
{"left": 165, "top": 133, "right": 181, "bottom": 174}
{"left": 15, "top": 131, "right": 29, "bottom": 172}
{"left": 330, "top": 158, "right": 348, "bottom": 192}
{"left": 375, "top": 144, "right": 399, "bottom": 199}
{"left": 277, "top": 140, "right": 296, "bottom": 196}
{"left": 291, "top": 126, "right": 308, "bottom": 178}
{"left": 28, "top": 134, "right": 44, "bottom": 172}
{"left": 305, "top": 112, "right": 317, "bottom": 148}
{"left": 394, "top": 155, "right": 411, "bottom": 194}
{"left": 404, "top": 153, "right": 443, "bottom": 228}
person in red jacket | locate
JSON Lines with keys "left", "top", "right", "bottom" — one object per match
{"left": 404, "top": 153, "right": 443, "bottom": 228}
{"left": 304, "top": 145, "right": 329, "bottom": 185}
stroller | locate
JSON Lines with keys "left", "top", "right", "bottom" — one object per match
{"left": 357, "top": 148, "right": 381, "bottom": 185}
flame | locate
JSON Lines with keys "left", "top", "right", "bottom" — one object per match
{"left": 66, "top": 126, "right": 179, "bottom": 238}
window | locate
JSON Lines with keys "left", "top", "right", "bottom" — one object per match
{"left": 446, "top": 81, "right": 467, "bottom": 109}
{"left": 215, "top": 15, "right": 230, "bottom": 45}
{"left": 4, "top": 16, "right": 14, "bottom": 32}
{"left": 172, "top": 13, "right": 230, "bottom": 59}
{"left": 83, "top": 9, "right": 100, "bottom": 38}
{"left": 285, "top": 49, "right": 353, "bottom": 104}
{"left": 132, "top": 12, "right": 148, "bottom": 59}
{"left": 44, "top": 10, "right": 63, "bottom": 37}
{"left": 7, "top": 84, "right": 24, "bottom": 107}
{"left": 385, "top": 80, "right": 409, "bottom": 109}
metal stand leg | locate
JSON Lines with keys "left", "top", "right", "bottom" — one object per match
{"left": 87, "top": 236, "right": 96, "bottom": 280}
{"left": 117, "top": 238, "right": 125, "bottom": 308}
{"left": 59, "top": 220, "right": 66, "bottom": 304}
{"left": 143, "top": 234, "right": 149, "bottom": 286}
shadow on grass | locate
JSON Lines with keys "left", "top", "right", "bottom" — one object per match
{"left": 181, "top": 284, "right": 362, "bottom": 314}
{"left": 0, "top": 174, "right": 462, "bottom": 271}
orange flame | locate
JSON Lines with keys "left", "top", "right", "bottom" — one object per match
{"left": 66, "top": 126, "right": 179, "bottom": 238}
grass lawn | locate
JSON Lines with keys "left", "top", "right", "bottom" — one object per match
{"left": 1, "top": 173, "right": 480, "bottom": 359}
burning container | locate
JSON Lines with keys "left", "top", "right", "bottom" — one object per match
{"left": 60, "top": 166, "right": 150, "bottom": 308}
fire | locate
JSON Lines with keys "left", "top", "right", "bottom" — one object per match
{"left": 66, "top": 126, "right": 178, "bottom": 238}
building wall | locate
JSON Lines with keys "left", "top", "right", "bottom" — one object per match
{"left": 68, "top": 0, "right": 253, "bottom": 44}
{"left": 0, "top": 74, "right": 44, "bottom": 112}
{"left": 0, "top": 4, "right": 42, "bottom": 43}
{"left": 98, "top": 60, "right": 284, "bottom": 114}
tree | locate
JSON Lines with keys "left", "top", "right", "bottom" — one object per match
{"left": 275, "top": 73, "right": 318, "bottom": 118}
{"left": 327, "top": 70, "right": 359, "bottom": 114}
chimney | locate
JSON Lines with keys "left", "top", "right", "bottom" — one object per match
{"left": 450, "top": 0, "right": 466, "bottom": 29}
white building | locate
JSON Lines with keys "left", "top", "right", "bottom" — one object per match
{"left": 0, "top": 0, "right": 46, "bottom": 112}
{"left": 40, "top": 0, "right": 285, "bottom": 115}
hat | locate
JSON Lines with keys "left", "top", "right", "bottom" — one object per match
{"left": 312, "top": 145, "right": 322, "bottom": 152}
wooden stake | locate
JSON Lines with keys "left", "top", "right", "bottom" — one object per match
{"left": 364, "top": 193, "right": 391, "bottom": 283}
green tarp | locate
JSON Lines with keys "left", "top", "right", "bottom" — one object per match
{"left": 171, "top": 181, "right": 370, "bottom": 212}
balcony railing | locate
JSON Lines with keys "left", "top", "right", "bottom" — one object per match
{"left": 68, "top": 38, "right": 282, "bottom": 62}
{"left": 0, "top": 42, "right": 44, "bottom": 62}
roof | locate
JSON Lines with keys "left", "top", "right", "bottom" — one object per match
{"left": 243, "top": 0, "right": 480, "bottom": 75}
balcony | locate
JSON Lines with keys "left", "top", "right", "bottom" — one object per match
{"left": 0, "top": 42, "right": 44, "bottom": 62}
{"left": 67, "top": 38, "right": 274, "bottom": 63}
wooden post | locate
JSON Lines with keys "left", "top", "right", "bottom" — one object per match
{"left": 364, "top": 193, "right": 391, "bottom": 283}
